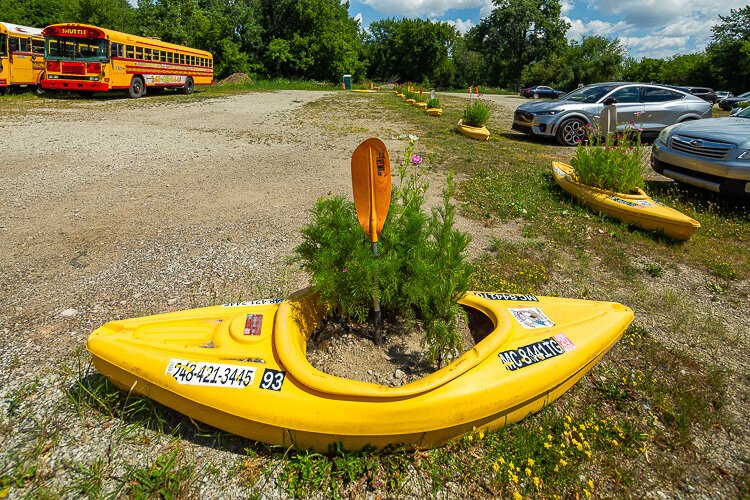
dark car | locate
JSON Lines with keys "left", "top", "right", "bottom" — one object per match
{"left": 520, "top": 85, "right": 564, "bottom": 99}
{"left": 673, "top": 86, "right": 717, "bottom": 104}
{"left": 719, "top": 91, "right": 750, "bottom": 110}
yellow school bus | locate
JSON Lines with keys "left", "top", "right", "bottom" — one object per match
{"left": 42, "top": 23, "right": 213, "bottom": 98}
{"left": 0, "top": 22, "right": 45, "bottom": 94}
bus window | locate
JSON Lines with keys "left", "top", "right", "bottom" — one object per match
{"left": 167, "top": 52, "right": 173, "bottom": 63}
{"left": 19, "top": 38, "right": 31, "bottom": 53}
{"left": 0, "top": 34, "right": 6, "bottom": 57}
{"left": 152, "top": 49, "right": 159, "bottom": 60}
{"left": 190, "top": 56, "right": 195, "bottom": 65}
{"left": 144, "top": 48, "right": 152, "bottom": 60}
{"left": 9, "top": 37, "right": 19, "bottom": 52}
{"left": 179, "top": 53, "right": 185, "bottom": 64}
{"left": 32, "top": 39, "right": 44, "bottom": 55}
{"left": 111, "top": 42, "right": 123, "bottom": 58}
{"left": 126, "top": 45, "right": 134, "bottom": 58}
{"left": 209, "top": 59, "right": 213, "bottom": 68}
{"left": 135, "top": 46, "right": 143, "bottom": 59}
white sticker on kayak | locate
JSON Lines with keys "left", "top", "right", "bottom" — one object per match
{"left": 553, "top": 166, "right": 566, "bottom": 178}
{"left": 221, "top": 298, "right": 283, "bottom": 307}
{"left": 509, "top": 307, "right": 555, "bottom": 329}
{"left": 166, "top": 359, "right": 256, "bottom": 388}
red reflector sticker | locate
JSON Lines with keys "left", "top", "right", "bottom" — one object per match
{"left": 243, "top": 314, "right": 263, "bottom": 336}
{"left": 553, "top": 333, "right": 576, "bottom": 352}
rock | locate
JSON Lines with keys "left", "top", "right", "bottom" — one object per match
{"left": 60, "top": 308, "right": 78, "bottom": 318}
{"left": 167, "top": 298, "right": 178, "bottom": 305}
{"left": 367, "top": 370, "right": 373, "bottom": 376}
{"left": 394, "top": 369, "right": 405, "bottom": 379}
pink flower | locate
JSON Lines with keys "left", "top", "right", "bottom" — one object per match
{"left": 410, "top": 154, "right": 423, "bottom": 165}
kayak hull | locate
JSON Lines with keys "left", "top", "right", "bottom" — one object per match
{"left": 88, "top": 291, "right": 633, "bottom": 452}
{"left": 457, "top": 119, "right": 490, "bottom": 141}
{"left": 426, "top": 107, "right": 442, "bottom": 116}
{"left": 552, "top": 161, "right": 700, "bottom": 240}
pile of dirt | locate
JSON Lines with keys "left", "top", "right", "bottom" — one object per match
{"left": 217, "top": 72, "right": 251, "bottom": 85}
{"left": 306, "top": 307, "right": 494, "bottom": 387}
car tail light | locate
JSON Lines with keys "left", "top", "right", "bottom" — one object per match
{"left": 87, "top": 63, "right": 101, "bottom": 73}
{"left": 47, "top": 60, "right": 60, "bottom": 72}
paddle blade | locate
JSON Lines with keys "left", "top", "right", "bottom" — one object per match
{"left": 351, "top": 138, "right": 391, "bottom": 241}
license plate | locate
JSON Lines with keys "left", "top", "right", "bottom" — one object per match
{"left": 166, "top": 359, "right": 256, "bottom": 388}
{"left": 498, "top": 337, "right": 567, "bottom": 371}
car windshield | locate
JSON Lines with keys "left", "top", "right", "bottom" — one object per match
{"left": 736, "top": 107, "right": 750, "bottom": 118}
{"left": 561, "top": 84, "right": 618, "bottom": 103}
{"left": 739, "top": 91, "right": 750, "bottom": 98}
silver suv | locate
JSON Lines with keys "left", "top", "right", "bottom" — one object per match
{"left": 512, "top": 82, "right": 713, "bottom": 146}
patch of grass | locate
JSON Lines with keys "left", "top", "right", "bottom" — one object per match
{"left": 124, "top": 449, "right": 195, "bottom": 499}
{"left": 470, "top": 239, "right": 550, "bottom": 293}
{"left": 5, "top": 378, "right": 39, "bottom": 417}
{"left": 69, "top": 458, "right": 105, "bottom": 498}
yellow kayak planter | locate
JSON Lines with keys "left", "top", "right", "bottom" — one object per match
{"left": 88, "top": 290, "right": 632, "bottom": 452}
{"left": 426, "top": 107, "right": 443, "bottom": 117}
{"left": 552, "top": 162, "right": 700, "bottom": 240}
{"left": 405, "top": 98, "right": 416, "bottom": 104}
{"left": 350, "top": 89, "right": 376, "bottom": 93}
{"left": 414, "top": 102, "right": 427, "bottom": 109}
{"left": 397, "top": 93, "right": 404, "bottom": 98}
{"left": 457, "top": 119, "right": 490, "bottom": 141}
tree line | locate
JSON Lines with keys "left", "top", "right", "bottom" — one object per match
{"left": 3, "top": 0, "right": 748, "bottom": 93}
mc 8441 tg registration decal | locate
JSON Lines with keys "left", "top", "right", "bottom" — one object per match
{"left": 166, "top": 359, "right": 256, "bottom": 388}
{"left": 498, "top": 336, "right": 574, "bottom": 371}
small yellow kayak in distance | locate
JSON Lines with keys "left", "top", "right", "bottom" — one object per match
{"left": 457, "top": 119, "right": 490, "bottom": 141}
{"left": 88, "top": 290, "right": 633, "bottom": 452}
{"left": 552, "top": 161, "right": 700, "bottom": 240}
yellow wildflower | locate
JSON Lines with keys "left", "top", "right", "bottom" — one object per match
{"left": 511, "top": 473, "right": 519, "bottom": 484}
{"left": 467, "top": 434, "right": 473, "bottom": 442}
{"left": 559, "top": 459, "right": 568, "bottom": 467}
{"left": 544, "top": 443, "right": 552, "bottom": 449}
{"left": 611, "top": 439, "right": 619, "bottom": 447}
{"left": 527, "top": 458, "right": 535, "bottom": 466}
{"left": 547, "top": 434, "right": 553, "bottom": 441}
{"left": 478, "top": 429, "right": 485, "bottom": 440}
{"left": 513, "top": 492, "right": 523, "bottom": 500}
{"left": 566, "top": 415, "right": 572, "bottom": 423}
{"left": 499, "top": 457, "right": 506, "bottom": 465}
{"left": 525, "top": 467, "right": 532, "bottom": 476}
{"left": 533, "top": 476, "right": 541, "bottom": 488}
{"left": 492, "top": 462, "right": 500, "bottom": 472}
{"left": 584, "top": 489, "right": 591, "bottom": 498}
{"left": 588, "top": 479, "right": 594, "bottom": 489}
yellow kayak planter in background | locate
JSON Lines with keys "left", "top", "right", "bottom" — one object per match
{"left": 426, "top": 108, "right": 443, "bottom": 116}
{"left": 350, "top": 89, "right": 376, "bottom": 93}
{"left": 552, "top": 162, "right": 700, "bottom": 241}
{"left": 87, "top": 290, "right": 633, "bottom": 452}
{"left": 414, "top": 102, "right": 427, "bottom": 109}
{"left": 405, "top": 98, "right": 416, "bottom": 104}
{"left": 457, "top": 119, "right": 490, "bottom": 141}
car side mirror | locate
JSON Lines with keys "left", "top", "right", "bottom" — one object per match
{"left": 602, "top": 97, "right": 618, "bottom": 106}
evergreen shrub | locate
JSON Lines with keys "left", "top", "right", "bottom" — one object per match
{"left": 295, "top": 142, "right": 472, "bottom": 367}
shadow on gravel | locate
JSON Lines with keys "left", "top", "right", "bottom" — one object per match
{"left": 68, "top": 372, "right": 273, "bottom": 456}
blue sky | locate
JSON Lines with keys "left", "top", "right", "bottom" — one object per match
{"left": 348, "top": 0, "right": 747, "bottom": 59}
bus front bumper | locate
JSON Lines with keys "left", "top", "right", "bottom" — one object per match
{"left": 42, "top": 80, "right": 108, "bottom": 91}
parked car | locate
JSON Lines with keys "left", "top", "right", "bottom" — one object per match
{"left": 651, "top": 106, "right": 750, "bottom": 197}
{"left": 512, "top": 82, "right": 713, "bottom": 146}
{"left": 520, "top": 85, "right": 564, "bottom": 99}
{"left": 715, "top": 90, "right": 733, "bottom": 101}
{"left": 718, "top": 91, "right": 750, "bottom": 110}
{"left": 672, "top": 86, "right": 716, "bottom": 104}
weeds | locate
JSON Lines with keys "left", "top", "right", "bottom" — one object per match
{"left": 124, "top": 449, "right": 195, "bottom": 499}
{"left": 462, "top": 100, "right": 491, "bottom": 127}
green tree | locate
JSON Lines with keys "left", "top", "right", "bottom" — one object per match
{"left": 364, "top": 18, "right": 458, "bottom": 86}
{"left": 660, "top": 53, "right": 711, "bottom": 86}
{"left": 254, "top": 0, "right": 365, "bottom": 81}
{"left": 72, "top": 0, "right": 136, "bottom": 32}
{"left": 469, "top": 0, "right": 569, "bottom": 91}
{"left": 622, "top": 57, "right": 665, "bottom": 83}
{"left": 706, "top": 6, "right": 750, "bottom": 92}
{"left": 0, "top": 0, "right": 75, "bottom": 27}
{"left": 567, "top": 35, "right": 626, "bottom": 85}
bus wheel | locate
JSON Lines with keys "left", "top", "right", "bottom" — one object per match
{"left": 128, "top": 76, "right": 145, "bottom": 98}
{"left": 35, "top": 84, "right": 45, "bottom": 95}
{"left": 0, "top": 87, "right": 6, "bottom": 96}
{"left": 181, "top": 77, "right": 194, "bottom": 95}
{"left": 78, "top": 91, "right": 95, "bottom": 98}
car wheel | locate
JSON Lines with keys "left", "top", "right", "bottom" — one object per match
{"left": 181, "top": 77, "right": 194, "bottom": 95}
{"left": 128, "top": 76, "right": 145, "bottom": 98}
{"left": 533, "top": 93, "right": 539, "bottom": 99}
{"left": 556, "top": 117, "right": 587, "bottom": 147}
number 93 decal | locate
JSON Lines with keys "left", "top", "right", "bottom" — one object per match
{"left": 259, "top": 368, "right": 285, "bottom": 391}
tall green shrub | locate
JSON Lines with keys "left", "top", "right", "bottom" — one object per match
{"left": 294, "top": 142, "right": 472, "bottom": 367}
{"left": 571, "top": 126, "right": 644, "bottom": 193}
{"left": 462, "top": 101, "right": 491, "bottom": 127}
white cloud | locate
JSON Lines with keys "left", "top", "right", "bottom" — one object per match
{"left": 354, "top": 12, "right": 364, "bottom": 26}
{"left": 592, "top": 0, "right": 748, "bottom": 29}
{"left": 619, "top": 35, "right": 690, "bottom": 59}
{"left": 362, "top": 0, "right": 485, "bottom": 18}
{"left": 445, "top": 18, "right": 475, "bottom": 34}
{"left": 560, "top": 0, "right": 574, "bottom": 15}
{"left": 563, "top": 16, "right": 633, "bottom": 41}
